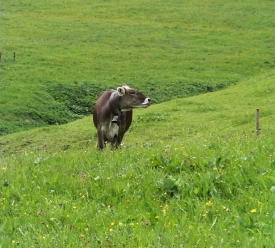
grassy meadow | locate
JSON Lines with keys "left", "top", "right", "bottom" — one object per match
{"left": 1, "top": 71, "right": 275, "bottom": 247}
{"left": 1, "top": 0, "right": 275, "bottom": 247}
{"left": 1, "top": 0, "right": 275, "bottom": 134}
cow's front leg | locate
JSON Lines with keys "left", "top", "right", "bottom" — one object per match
{"left": 97, "top": 127, "right": 105, "bottom": 149}
{"left": 111, "top": 135, "right": 118, "bottom": 149}
{"left": 116, "top": 113, "right": 127, "bottom": 148}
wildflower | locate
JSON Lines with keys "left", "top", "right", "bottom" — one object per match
{"left": 202, "top": 211, "right": 208, "bottom": 217}
{"left": 111, "top": 222, "right": 115, "bottom": 226}
{"left": 2, "top": 167, "right": 7, "bottom": 171}
{"left": 85, "top": 228, "right": 89, "bottom": 232}
{"left": 155, "top": 216, "right": 159, "bottom": 219}
{"left": 109, "top": 229, "right": 113, "bottom": 232}
{"left": 130, "top": 222, "right": 135, "bottom": 226}
{"left": 79, "top": 234, "right": 85, "bottom": 238}
{"left": 72, "top": 206, "right": 77, "bottom": 210}
{"left": 37, "top": 210, "right": 42, "bottom": 215}
{"left": 164, "top": 222, "right": 170, "bottom": 227}
{"left": 206, "top": 200, "right": 212, "bottom": 207}
{"left": 12, "top": 240, "right": 15, "bottom": 244}
{"left": 250, "top": 209, "right": 257, "bottom": 213}
{"left": 119, "top": 222, "right": 123, "bottom": 226}
{"left": 189, "top": 225, "right": 193, "bottom": 229}
{"left": 123, "top": 189, "right": 126, "bottom": 192}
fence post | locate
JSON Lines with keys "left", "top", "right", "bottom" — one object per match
{"left": 255, "top": 109, "right": 260, "bottom": 136}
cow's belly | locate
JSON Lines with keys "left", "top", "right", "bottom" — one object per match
{"left": 102, "top": 123, "right": 119, "bottom": 141}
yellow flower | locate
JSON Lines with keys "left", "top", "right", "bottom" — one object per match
{"left": 111, "top": 222, "right": 115, "bottom": 226}
{"left": 109, "top": 229, "right": 113, "bottom": 232}
{"left": 72, "top": 206, "right": 77, "bottom": 210}
{"left": 202, "top": 211, "right": 208, "bottom": 217}
{"left": 85, "top": 228, "right": 89, "bottom": 232}
{"left": 206, "top": 201, "right": 212, "bottom": 207}
{"left": 118, "top": 222, "right": 123, "bottom": 226}
{"left": 250, "top": 209, "right": 257, "bottom": 213}
{"left": 79, "top": 234, "right": 84, "bottom": 238}
{"left": 2, "top": 167, "right": 7, "bottom": 171}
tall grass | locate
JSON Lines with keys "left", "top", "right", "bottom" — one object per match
{"left": 1, "top": 70, "right": 275, "bottom": 246}
{"left": 1, "top": 134, "right": 275, "bottom": 247}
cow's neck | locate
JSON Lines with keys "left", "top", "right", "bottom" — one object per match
{"left": 115, "top": 91, "right": 122, "bottom": 126}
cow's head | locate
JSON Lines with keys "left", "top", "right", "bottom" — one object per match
{"left": 117, "top": 84, "right": 150, "bottom": 111}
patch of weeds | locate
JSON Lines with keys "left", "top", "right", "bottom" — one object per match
{"left": 46, "top": 82, "right": 103, "bottom": 117}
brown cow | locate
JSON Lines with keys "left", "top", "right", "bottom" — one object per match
{"left": 93, "top": 84, "right": 150, "bottom": 149}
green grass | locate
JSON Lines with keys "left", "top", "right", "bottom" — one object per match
{"left": 1, "top": 70, "right": 275, "bottom": 247}
{"left": 1, "top": 0, "right": 275, "bottom": 134}
{"left": 1, "top": 0, "right": 275, "bottom": 246}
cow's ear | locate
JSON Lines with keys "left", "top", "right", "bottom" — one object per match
{"left": 117, "top": 86, "right": 125, "bottom": 96}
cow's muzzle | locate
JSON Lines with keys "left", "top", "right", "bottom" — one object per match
{"left": 142, "top": 98, "right": 151, "bottom": 107}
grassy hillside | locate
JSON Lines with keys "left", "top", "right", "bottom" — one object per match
{"left": 1, "top": 0, "right": 275, "bottom": 134}
{"left": 0, "top": 70, "right": 275, "bottom": 247}
{"left": 1, "top": 68, "right": 275, "bottom": 155}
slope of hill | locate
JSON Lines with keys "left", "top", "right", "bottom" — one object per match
{"left": 1, "top": 0, "right": 275, "bottom": 134}
{"left": 1, "top": 71, "right": 275, "bottom": 247}
{"left": 1, "top": 69, "right": 274, "bottom": 155}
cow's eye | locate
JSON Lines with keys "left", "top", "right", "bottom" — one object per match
{"left": 131, "top": 90, "right": 135, "bottom": 94}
